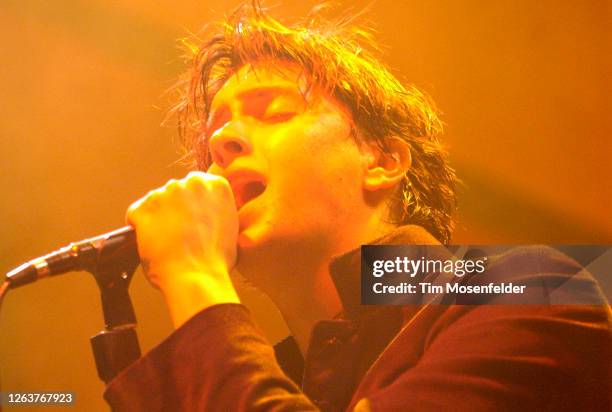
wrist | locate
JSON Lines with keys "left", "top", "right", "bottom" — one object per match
{"left": 159, "top": 269, "right": 240, "bottom": 329}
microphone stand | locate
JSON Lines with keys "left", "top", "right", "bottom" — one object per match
{"left": 0, "top": 227, "right": 142, "bottom": 386}
{"left": 85, "top": 230, "right": 141, "bottom": 384}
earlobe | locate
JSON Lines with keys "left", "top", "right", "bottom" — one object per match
{"left": 363, "top": 137, "right": 411, "bottom": 191}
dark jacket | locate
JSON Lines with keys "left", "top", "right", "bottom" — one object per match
{"left": 104, "top": 226, "right": 611, "bottom": 411}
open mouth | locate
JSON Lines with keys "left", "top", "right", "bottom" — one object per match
{"left": 231, "top": 178, "right": 267, "bottom": 210}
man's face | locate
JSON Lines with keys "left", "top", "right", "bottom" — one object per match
{"left": 206, "top": 63, "right": 372, "bottom": 276}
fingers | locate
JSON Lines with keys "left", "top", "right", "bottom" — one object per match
{"left": 126, "top": 172, "right": 230, "bottom": 224}
{"left": 125, "top": 187, "right": 161, "bottom": 226}
{"left": 123, "top": 171, "right": 240, "bottom": 311}
{"left": 183, "top": 171, "right": 235, "bottom": 204}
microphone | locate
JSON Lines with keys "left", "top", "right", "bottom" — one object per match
{"left": 5, "top": 226, "right": 139, "bottom": 289}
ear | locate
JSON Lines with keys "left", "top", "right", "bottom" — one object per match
{"left": 363, "top": 137, "right": 411, "bottom": 192}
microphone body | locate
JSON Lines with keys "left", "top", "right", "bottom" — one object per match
{"left": 6, "top": 226, "right": 138, "bottom": 288}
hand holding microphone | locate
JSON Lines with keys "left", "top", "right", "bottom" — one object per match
{"left": 126, "top": 171, "right": 241, "bottom": 328}
{"left": 4, "top": 172, "right": 241, "bottom": 328}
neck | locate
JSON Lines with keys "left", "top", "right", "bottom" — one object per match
{"left": 265, "top": 257, "right": 343, "bottom": 354}
{"left": 250, "top": 216, "right": 395, "bottom": 355}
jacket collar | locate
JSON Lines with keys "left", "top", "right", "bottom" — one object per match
{"left": 329, "top": 224, "right": 440, "bottom": 319}
{"left": 273, "top": 225, "right": 441, "bottom": 385}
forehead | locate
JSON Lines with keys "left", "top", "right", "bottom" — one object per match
{"left": 210, "top": 63, "right": 308, "bottom": 108}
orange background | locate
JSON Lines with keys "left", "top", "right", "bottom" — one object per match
{"left": 1, "top": 1, "right": 610, "bottom": 410}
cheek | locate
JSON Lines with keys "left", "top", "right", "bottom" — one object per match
{"left": 266, "top": 119, "right": 365, "bottom": 213}
{"left": 269, "top": 110, "right": 359, "bottom": 170}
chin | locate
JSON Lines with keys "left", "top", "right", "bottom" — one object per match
{"left": 235, "top": 230, "right": 275, "bottom": 285}
{"left": 237, "top": 219, "right": 273, "bottom": 248}
{"left": 237, "top": 231, "right": 257, "bottom": 249}
{"left": 236, "top": 222, "right": 300, "bottom": 277}
{"left": 236, "top": 224, "right": 272, "bottom": 263}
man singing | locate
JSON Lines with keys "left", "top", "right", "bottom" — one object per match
{"left": 105, "top": 3, "right": 610, "bottom": 411}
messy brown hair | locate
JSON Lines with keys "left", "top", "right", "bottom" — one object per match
{"left": 171, "top": 1, "right": 457, "bottom": 243}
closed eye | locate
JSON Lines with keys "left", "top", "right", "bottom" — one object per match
{"left": 207, "top": 86, "right": 306, "bottom": 132}
{"left": 262, "top": 112, "right": 297, "bottom": 123}
{"left": 244, "top": 87, "right": 305, "bottom": 124}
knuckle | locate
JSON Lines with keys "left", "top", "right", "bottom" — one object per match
{"left": 209, "top": 173, "right": 230, "bottom": 189}
{"left": 185, "top": 170, "right": 206, "bottom": 182}
{"left": 185, "top": 171, "right": 230, "bottom": 193}
{"left": 186, "top": 170, "right": 203, "bottom": 178}
{"left": 184, "top": 171, "right": 208, "bottom": 189}
{"left": 166, "top": 178, "right": 180, "bottom": 190}
{"left": 137, "top": 188, "right": 164, "bottom": 209}
{"left": 185, "top": 171, "right": 203, "bottom": 184}
{"left": 126, "top": 198, "right": 143, "bottom": 224}
{"left": 146, "top": 189, "right": 161, "bottom": 202}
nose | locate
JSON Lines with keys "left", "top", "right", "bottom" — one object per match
{"left": 208, "top": 127, "right": 252, "bottom": 169}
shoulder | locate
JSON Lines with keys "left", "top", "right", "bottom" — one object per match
{"left": 352, "top": 246, "right": 611, "bottom": 410}
{"left": 457, "top": 245, "right": 609, "bottom": 305}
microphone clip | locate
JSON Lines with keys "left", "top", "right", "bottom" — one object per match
{"left": 89, "top": 240, "right": 141, "bottom": 384}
